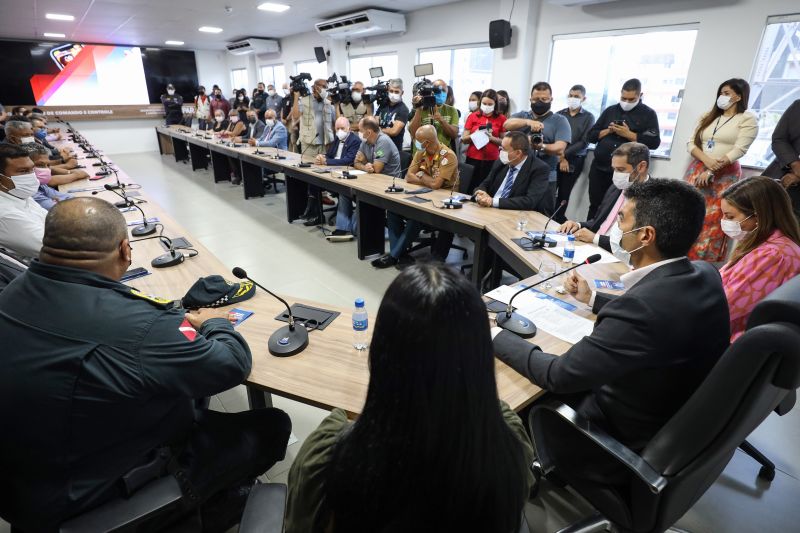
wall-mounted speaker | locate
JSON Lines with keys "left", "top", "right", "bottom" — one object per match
{"left": 489, "top": 20, "right": 512, "bottom": 49}
{"left": 314, "top": 46, "right": 326, "bottom": 63}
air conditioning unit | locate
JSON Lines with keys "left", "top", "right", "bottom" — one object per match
{"left": 315, "top": 9, "right": 406, "bottom": 39}
{"left": 547, "top": 0, "right": 621, "bottom": 6}
{"left": 226, "top": 38, "right": 280, "bottom": 56}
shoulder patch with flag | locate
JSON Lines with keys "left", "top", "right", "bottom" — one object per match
{"left": 179, "top": 318, "right": 198, "bottom": 341}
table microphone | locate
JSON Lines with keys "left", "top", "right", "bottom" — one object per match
{"left": 385, "top": 163, "right": 415, "bottom": 193}
{"left": 296, "top": 143, "right": 315, "bottom": 168}
{"left": 441, "top": 172, "right": 462, "bottom": 209}
{"left": 100, "top": 184, "right": 156, "bottom": 236}
{"left": 232, "top": 267, "right": 309, "bottom": 357}
{"left": 496, "top": 253, "right": 602, "bottom": 337}
{"left": 529, "top": 200, "right": 567, "bottom": 248}
{"left": 151, "top": 235, "right": 184, "bottom": 268}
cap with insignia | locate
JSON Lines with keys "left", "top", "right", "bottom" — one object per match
{"left": 181, "top": 275, "right": 255, "bottom": 309}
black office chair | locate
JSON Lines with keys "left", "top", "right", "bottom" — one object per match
{"left": 528, "top": 274, "right": 800, "bottom": 533}
{"left": 399, "top": 149, "right": 412, "bottom": 173}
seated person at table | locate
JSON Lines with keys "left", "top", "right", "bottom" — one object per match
{"left": 236, "top": 109, "right": 265, "bottom": 143}
{"left": 315, "top": 118, "right": 361, "bottom": 242}
{"left": 23, "top": 141, "right": 88, "bottom": 186}
{"left": 719, "top": 176, "right": 800, "bottom": 341}
{"left": 4, "top": 118, "right": 77, "bottom": 170}
{"left": 22, "top": 143, "right": 74, "bottom": 210}
{"left": 0, "top": 197, "right": 292, "bottom": 531}
{"left": 285, "top": 263, "right": 533, "bottom": 533}
{"left": 0, "top": 144, "right": 47, "bottom": 260}
{"left": 559, "top": 142, "right": 651, "bottom": 252}
{"left": 473, "top": 131, "right": 551, "bottom": 213}
{"left": 248, "top": 109, "right": 288, "bottom": 151}
{"left": 220, "top": 108, "right": 246, "bottom": 139}
{"left": 353, "top": 115, "right": 402, "bottom": 177}
{"left": 492, "top": 179, "right": 730, "bottom": 474}
{"left": 371, "top": 125, "right": 457, "bottom": 269}
{"left": 30, "top": 113, "right": 62, "bottom": 142}
{"left": 211, "top": 109, "right": 229, "bottom": 133}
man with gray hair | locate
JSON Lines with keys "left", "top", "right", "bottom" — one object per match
{"left": 559, "top": 141, "right": 651, "bottom": 252}
{"left": 4, "top": 118, "right": 78, "bottom": 170}
{"left": 376, "top": 78, "right": 409, "bottom": 154}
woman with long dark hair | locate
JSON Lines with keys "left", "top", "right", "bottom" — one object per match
{"left": 234, "top": 88, "right": 250, "bottom": 124}
{"left": 684, "top": 78, "right": 758, "bottom": 261}
{"left": 285, "top": 263, "right": 533, "bottom": 533}
{"left": 719, "top": 176, "right": 800, "bottom": 341}
{"left": 496, "top": 89, "right": 510, "bottom": 116}
{"left": 462, "top": 89, "right": 507, "bottom": 188}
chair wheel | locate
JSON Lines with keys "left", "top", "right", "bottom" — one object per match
{"left": 758, "top": 466, "right": 775, "bottom": 481}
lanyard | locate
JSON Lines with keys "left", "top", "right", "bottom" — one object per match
{"left": 711, "top": 115, "right": 736, "bottom": 140}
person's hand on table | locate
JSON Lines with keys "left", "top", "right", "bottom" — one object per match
{"left": 74, "top": 170, "right": 89, "bottom": 179}
{"left": 185, "top": 308, "right": 235, "bottom": 329}
{"left": 247, "top": 138, "right": 256, "bottom": 146}
{"left": 363, "top": 162, "right": 375, "bottom": 173}
{"left": 564, "top": 272, "right": 591, "bottom": 305}
{"left": 574, "top": 227, "right": 596, "bottom": 243}
{"left": 474, "top": 190, "right": 492, "bottom": 207}
{"left": 781, "top": 173, "right": 800, "bottom": 189}
{"left": 314, "top": 154, "right": 326, "bottom": 165}
{"left": 559, "top": 220, "right": 580, "bottom": 234}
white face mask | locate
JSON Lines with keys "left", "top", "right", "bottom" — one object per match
{"left": 358, "top": 132, "right": 367, "bottom": 142}
{"left": 267, "top": 89, "right": 276, "bottom": 96}
{"left": 388, "top": 92, "right": 402, "bottom": 104}
{"left": 282, "top": 88, "right": 289, "bottom": 96}
{"left": 619, "top": 99, "right": 639, "bottom": 112}
{"left": 230, "top": 116, "right": 239, "bottom": 123}
{"left": 567, "top": 97, "right": 582, "bottom": 110}
{"left": 215, "top": 116, "right": 224, "bottom": 123}
{"left": 499, "top": 150, "right": 511, "bottom": 165}
{"left": 351, "top": 91, "right": 363, "bottom": 103}
{"left": 318, "top": 89, "right": 328, "bottom": 100}
{"left": 716, "top": 94, "right": 734, "bottom": 110}
{"left": 1, "top": 172, "right": 39, "bottom": 200}
{"left": 480, "top": 104, "right": 495, "bottom": 115}
{"left": 167, "top": 89, "right": 175, "bottom": 95}
{"left": 721, "top": 214, "right": 755, "bottom": 240}
{"left": 609, "top": 222, "right": 646, "bottom": 266}
{"left": 468, "top": 101, "right": 478, "bottom": 112}
{"left": 265, "top": 119, "right": 275, "bottom": 127}
{"left": 612, "top": 170, "right": 633, "bottom": 190}
{"left": 19, "top": 137, "right": 35, "bottom": 145}
{"left": 336, "top": 129, "right": 349, "bottom": 141}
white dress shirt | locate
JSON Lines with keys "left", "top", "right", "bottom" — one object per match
{"left": 588, "top": 256, "right": 685, "bottom": 307}
{"left": 0, "top": 192, "right": 47, "bottom": 260}
{"left": 492, "top": 157, "right": 527, "bottom": 207}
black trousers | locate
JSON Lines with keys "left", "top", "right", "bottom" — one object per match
{"left": 555, "top": 155, "right": 586, "bottom": 223}
{"left": 587, "top": 161, "right": 613, "bottom": 221}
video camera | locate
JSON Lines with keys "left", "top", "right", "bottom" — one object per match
{"left": 289, "top": 72, "right": 312, "bottom": 97}
{"left": 364, "top": 66, "right": 388, "bottom": 107}
{"left": 326, "top": 73, "right": 352, "bottom": 104}
{"left": 412, "top": 63, "right": 438, "bottom": 111}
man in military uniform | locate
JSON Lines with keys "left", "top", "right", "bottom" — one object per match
{"left": 372, "top": 125, "right": 458, "bottom": 269}
{"left": 0, "top": 197, "right": 291, "bottom": 531}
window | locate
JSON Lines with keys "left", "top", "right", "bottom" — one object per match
{"left": 231, "top": 68, "right": 249, "bottom": 92}
{"left": 259, "top": 64, "right": 286, "bottom": 88}
{"left": 548, "top": 27, "right": 698, "bottom": 157}
{"left": 418, "top": 45, "right": 494, "bottom": 123}
{"left": 742, "top": 15, "right": 800, "bottom": 168}
{"left": 348, "top": 53, "right": 398, "bottom": 84}
{"left": 295, "top": 59, "right": 328, "bottom": 82}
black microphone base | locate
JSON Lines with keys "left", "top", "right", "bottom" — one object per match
{"left": 529, "top": 235, "right": 558, "bottom": 248}
{"left": 268, "top": 324, "right": 309, "bottom": 357}
{"left": 385, "top": 185, "right": 404, "bottom": 193}
{"left": 496, "top": 311, "right": 537, "bottom": 338}
{"left": 151, "top": 251, "right": 184, "bottom": 268}
{"left": 131, "top": 222, "right": 157, "bottom": 237}
{"left": 114, "top": 200, "right": 131, "bottom": 209}
{"left": 297, "top": 162, "right": 312, "bottom": 168}
{"left": 106, "top": 183, "right": 124, "bottom": 190}
{"left": 442, "top": 198, "right": 463, "bottom": 209}
{"left": 253, "top": 150, "right": 265, "bottom": 155}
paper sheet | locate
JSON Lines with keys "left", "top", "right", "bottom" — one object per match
{"left": 544, "top": 243, "right": 620, "bottom": 264}
{"left": 469, "top": 129, "right": 490, "bottom": 150}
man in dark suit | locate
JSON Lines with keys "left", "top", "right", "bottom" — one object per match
{"left": 559, "top": 142, "right": 651, "bottom": 252}
{"left": 237, "top": 109, "right": 266, "bottom": 142}
{"left": 317, "top": 117, "right": 363, "bottom": 241}
{"left": 493, "top": 179, "right": 730, "bottom": 469}
{"left": 763, "top": 98, "right": 800, "bottom": 220}
{"left": 473, "top": 131, "right": 552, "bottom": 215}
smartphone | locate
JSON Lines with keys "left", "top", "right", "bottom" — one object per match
{"left": 121, "top": 267, "right": 150, "bottom": 282}
{"left": 49, "top": 43, "right": 84, "bottom": 70}
{"left": 612, "top": 120, "right": 625, "bottom": 126}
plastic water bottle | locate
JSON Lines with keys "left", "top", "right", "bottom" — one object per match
{"left": 352, "top": 298, "right": 369, "bottom": 351}
{"left": 563, "top": 234, "right": 575, "bottom": 265}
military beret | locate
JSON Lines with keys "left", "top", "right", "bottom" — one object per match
{"left": 181, "top": 275, "right": 255, "bottom": 309}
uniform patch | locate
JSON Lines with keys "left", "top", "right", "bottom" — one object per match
{"left": 375, "top": 149, "right": 384, "bottom": 158}
{"left": 441, "top": 157, "right": 449, "bottom": 165}
{"left": 179, "top": 318, "right": 198, "bottom": 341}
{"left": 129, "top": 288, "right": 173, "bottom": 306}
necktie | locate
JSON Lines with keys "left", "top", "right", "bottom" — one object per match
{"left": 598, "top": 192, "right": 626, "bottom": 235}
{"left": 500, "top": 166, "right": 518, "bottom": 198}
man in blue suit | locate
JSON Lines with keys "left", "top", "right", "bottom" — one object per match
{"left": 248, "top": 109, "right": 287, "bottom": 151}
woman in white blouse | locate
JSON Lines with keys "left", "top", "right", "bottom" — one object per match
{"left": 684, "top": 78, "right": 758, "bottom": 262}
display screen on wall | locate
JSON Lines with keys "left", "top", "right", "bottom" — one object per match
{"left": 0, "top": 39, "right": 198, "bottom": 108}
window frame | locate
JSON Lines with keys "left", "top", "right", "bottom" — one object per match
{"left": 347, "top": 52, "right": 399, "bottom": 83}
{"left": 258, "top": 64, "right": 286, "bottom": 88}
{"left": 230, "top": 68, "right": 249, "bottom": 94}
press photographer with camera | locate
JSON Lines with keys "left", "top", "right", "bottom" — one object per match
{"left": 336, "top": 81, "right": 373, "bottom": 133}
{"left": 375, "top": 79, "right": 410, "bottom": 154}
{"left": 504, "top": 82, "right": 571, "bottom": 213}
{"left": 408, "top": 78, "right": 459, "bottom": 156}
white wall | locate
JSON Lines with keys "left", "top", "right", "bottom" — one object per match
{"left": 75, "top": 118, "right": 162, "bottom": 155}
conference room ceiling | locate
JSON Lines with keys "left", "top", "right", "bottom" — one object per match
{"left": 0, "top": 0, "right": 461, "bottom": 49}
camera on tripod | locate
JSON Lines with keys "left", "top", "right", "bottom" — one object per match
{"left": 289, "top": 72, "right": 312, "bottom": 97}
{"left": 412, "top": 63, "right": 438, "bottom": 111}
{"left": 326, "top": 73, "right": 352, "bottom": 104}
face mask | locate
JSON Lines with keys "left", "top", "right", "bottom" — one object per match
{"left": 414, "top": 140, "right": 424, "bottom": 151}
{"left": 19, "top": 136, "right": 35, "bottom": 145}
{"left": 282, "top": 88, "right": 289, "bottom": 96}
{"left": 167, "top": 89, "right": 175, "bottom": 95}
{"left": 248, "top": 117, "right": 256, "bottom": 124}
{"left": 34, "top": 166, "right": 52, "bottom": 184}
{"left": 567, "top": 97, "right": 582, "bottom": 110}
{"left": 318, "top": 89, "right": 328, "bottom": 99}
{"left": 619, "top": 99, "right": 639, "bottom": 112}
{"left": 388, "top": 92, "right": 402, "bottom": 104}
{"left": 721, "top": 214, "right": 755, "bottom": 240}
{"left": 434, "top": 91, "right": 447, "bottom": 105}
{"left": 716, "top": 94, "right": 734, "bottom": 110}
{"left": 612, "top": 170, "right": 633, "bottom": 190}
{"left": 265, "top": 119, "right": 275, "bottom": 127}
{"left": 336, "top": 129, "right": 349, "bottom": 141}
{"left": 481, "top": 104, "right": 495, "bottom": 115}
{"left": 1, "top": 172, "right": 39, "bottom": 200}
{"left": 238, "top": 95, "right": 244, "bottom": 101}
{"left": 199, "top": 90, "right": 205, "bottom": 95}
{"left": 230, "top": 116, "right": 239, "bottom": 123}
{"left": 267, "top": 89, "right": 276, "bottom": 97}
{"left": 499, "top": 150, "right": 511, "bottom": 165}
{"left": 351, "top": 91, "right": 363, "bottom": 103}
{"left": 34, "top": 129, "right": 47, "bottom": 140}
{"left": 531, "top": 100, "right": 551, "bottom": 115}
{"left": 468, "top": 101, "right": 478, "bottom": 112}
{"left": 358, "top": 132, "right": 367, "bottom": 142}
{"left": 609, "top": 222, "right": 646, "bottom": 266}
{"left": 215, "top": 116, "right": 224, "bottom": 122}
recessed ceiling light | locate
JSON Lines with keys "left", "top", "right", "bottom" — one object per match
{"left": 165, "top": 40, "right": 184, "bottom": 46}
{"left": 43, "top": 32, "right": 66, "bottom": 38}
{"left": 46, "top": 13, "right": 75, "bottom": 21}
{"left": 198, "top": 26, "right": 223, "bottom": 33}
{"left": 257, "top": 2, "right": 290, "bottom": 12}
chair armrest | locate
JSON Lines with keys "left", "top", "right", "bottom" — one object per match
{"left": 238, "top": 483, "right": 287, "bottom": 533}
{"left": 530, "top": 402, "right": 667, "bottom": 495}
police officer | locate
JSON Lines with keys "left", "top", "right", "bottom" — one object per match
{"left": 0, "top": 197, "right": 291, "bottom": 531}
{"left": 372, "top": 125, "right": 458, "bottom": 269}
{"left": 161, "top": 83, "right": 184, "bottom": 126}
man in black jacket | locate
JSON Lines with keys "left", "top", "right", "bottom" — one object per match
{"left": 585, "top": 78, "right": 660, "bottom": 220}
{"left": 559, "top": 142, "right": 651, "bottom": 252}
{"left": 473, "top": 131, "right": 552, "bottom": 214}
{"left": 0, "top": 197, "right": 291, "bottom": 531}
{"left": 763, "top": 98, "right": 800, "bottom": 220}
{"left": 493, "top": 179, "right": 729, "bottom": 464}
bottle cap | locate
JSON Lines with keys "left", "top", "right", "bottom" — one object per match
{"left": 355, "top": 298, "right": 365, "bottom": 307}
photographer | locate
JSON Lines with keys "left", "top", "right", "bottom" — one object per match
{"left": 408, "top": 79, "right": 459, "bottom": 156}
{"left": 504, "top": 82, "right": 571, "bottom": 211}
{"left": 376, "top": 79, "right": 410, "bottom": 154}
{"left": 336, "top": 81, "right": 373, "bottom": 133}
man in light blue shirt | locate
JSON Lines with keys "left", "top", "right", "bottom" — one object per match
{"left": 248, "top": 109, "right": 287, "bottom": 151}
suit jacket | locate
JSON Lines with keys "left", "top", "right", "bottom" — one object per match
{"left": 475, "top": 151, "right": 553, "bottom": 213}
{"left": 324, "top": 132, "right": 361, "bottom": 166}
{"left": 580, "top": 184, "right": 622, "bottom": 252}
{"left": 240, "top": 120, "right": 266, "bottom": 141}
{"left": 764, "top": 99, "right": 800, "bottom": 179}
{"left": 255, "top": 122, "right": 288, "bottom": 151}
{"left": 494, "top": 259, "right": 730, "bottom": 450}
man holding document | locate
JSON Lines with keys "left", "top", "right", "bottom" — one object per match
{"left": 492, "top": 179, "right": 730, "bottom": 478}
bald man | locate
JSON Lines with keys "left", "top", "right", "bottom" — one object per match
{"left": 408, "top": 78, "right": 459, "bottom": 156}
{"left": 0, "top": 197, "right": 291, "bottom": 530}
{"left": 249, "top": 108, "right": 288, "bottom": 151}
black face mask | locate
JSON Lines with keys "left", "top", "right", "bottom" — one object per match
{"left": 199, "top": 90, "right": 205, "bottom": 95}
{"left": 248, "top": 117, "right": 256, "bottom": 124}
{"left": 531, "top": 100, "right": 551, "bottom": 115}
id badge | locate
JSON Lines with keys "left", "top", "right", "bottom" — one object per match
{"left": 703, "top": 139, "right": 715, "bottom": 154}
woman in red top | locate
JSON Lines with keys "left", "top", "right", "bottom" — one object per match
{"left": 462, "top": 89, "right": 506, "bottom": 189}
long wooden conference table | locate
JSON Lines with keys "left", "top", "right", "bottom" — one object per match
{"left": 57, "top": 125, "right": 627, "bottom": 418}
